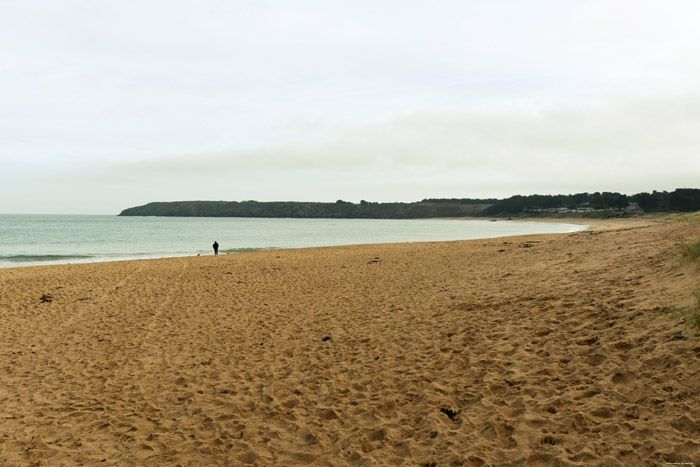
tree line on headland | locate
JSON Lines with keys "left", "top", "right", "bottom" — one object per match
{"left": 119, "top": 200, "right": 490, "bottom": 219}
{"left": 119, "top": 188, "right": 700, "bottom": 219}
{"left": 480, "top": 188, "right": 700, "bottom": 216}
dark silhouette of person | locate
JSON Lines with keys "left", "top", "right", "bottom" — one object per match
{"left": 213, "top": 241, "right": 219, "bottom": 255}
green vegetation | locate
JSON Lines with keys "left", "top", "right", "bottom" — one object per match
{"left": 676, "top": 212, "right": 700, "bottom": 264}
{"left": 670, "top": 211, "right": 700, "bottom": 224}
{"left": 119, "top": 200, "right": 491, "bottom": 219}
{"left": 679, "top": 239, "right": 700, "bottom": 263}
{"left": 666, "top": 213, "right": 700, "bottom": 336}
{"left": 119, "top": 188, "right": 700, "bottom": 218}
{"left": 665, "top": 290, "right": 700, "bottom": 337}
{"left": 482, "top": 188, "right": 700, "bottom": 216}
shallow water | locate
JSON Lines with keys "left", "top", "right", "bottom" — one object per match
{"left": 0, "top": 214, "right": 586, "bottom": 268}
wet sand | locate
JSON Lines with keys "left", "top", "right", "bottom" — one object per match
{"left": 1, "top": 218, "right": 699, "bottom": 465}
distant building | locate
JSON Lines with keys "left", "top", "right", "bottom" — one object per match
{"left": 624, "top": 202, "right": 643, "bottom": 213}
{"left": 577, "top": 202, "right": 594, "bottom": 212}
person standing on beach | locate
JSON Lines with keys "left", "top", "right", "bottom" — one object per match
{"left": 213, "top": 241, "right": 219, "bottom": 255}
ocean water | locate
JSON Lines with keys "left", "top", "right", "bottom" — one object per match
{"left": 0, "top": 214, "right": 587, "bottom": 268}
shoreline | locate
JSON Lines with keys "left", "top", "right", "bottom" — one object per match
{"left": 441, "top": 215, "right": 662, "bottom": 230}
{"left": 0, "top": 217, "right": 590, "bottom": 270}
{"left": 1, "top": 219, "right": 699, "bottom": 464}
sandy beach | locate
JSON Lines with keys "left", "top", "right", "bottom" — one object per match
{"left": 1, "top": 218, "right": 699, "bottom": 466}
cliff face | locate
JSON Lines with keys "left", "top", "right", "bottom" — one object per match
{"left": 118, "top": 201, "right": 491, "bottom": 219}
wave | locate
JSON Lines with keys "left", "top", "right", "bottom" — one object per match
{"left": 0, "top": 247, "right": 279, "bottom": 266}
{"left": 0, "top": 254, "right": 95, "bottom": 263}
{"left": 221, "top": 247, "right": 279, "bottom": 254}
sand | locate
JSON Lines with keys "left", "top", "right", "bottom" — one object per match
{"left": 1, "top": 219, "right": 699, "bottom": 466}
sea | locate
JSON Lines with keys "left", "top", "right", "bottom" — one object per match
{"left": 0, "top": 214, "right": 587, "bottom": 268}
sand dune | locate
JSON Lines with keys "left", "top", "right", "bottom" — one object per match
{"left": 1, "top": 219, "right": 699, "bottom": 465}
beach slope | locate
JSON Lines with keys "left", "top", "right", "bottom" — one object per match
{"left": 1, "top": 219, "right": 699, "bottom": 465}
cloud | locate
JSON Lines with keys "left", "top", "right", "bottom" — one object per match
{"left": 18, "top": 92, "right": 700, "bottom": 214}
{"left": 110, "top": 94, "right": 700, "bottom": 186}
{"left": 3, "top": 1, "right": 700, "bottom": 213}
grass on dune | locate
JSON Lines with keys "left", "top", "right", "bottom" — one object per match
{"left": 679, "top": 238, "right": 700, "bottom": 263}
{"left": 669, "top": 214, "right": 700, "bottom": 336}
{"left": 665, "top": 289, "right": 700, "bottom": 338}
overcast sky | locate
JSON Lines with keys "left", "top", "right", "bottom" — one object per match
{"left": 2, "top": 0, "right": 700, "bottom": 214}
